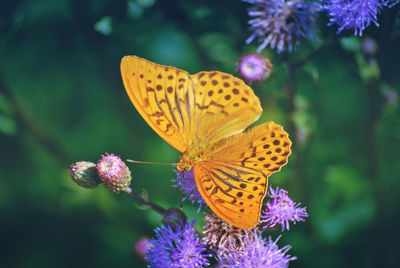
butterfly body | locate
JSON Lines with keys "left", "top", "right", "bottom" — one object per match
{"left": 178, "top": 139, "right": 226, "bottom": 171}
{"left": 121, "top": 55, "right": 292, "bottom": 229}
{"left": 177, "top": 150, "right": 206, "bottom": 171}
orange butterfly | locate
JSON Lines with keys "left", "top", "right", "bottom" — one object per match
{"left": 120, "top": 56, "right": 291, "bottom": 229}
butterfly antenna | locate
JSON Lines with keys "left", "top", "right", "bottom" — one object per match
{"left": 126, "top": 159, "right": 176, "bottom": 166}
{"left": 127, "top": 159, "right": 183, "bottom": 209}
{"left": 180, "top": 171, "right": 184, "bottom": 210}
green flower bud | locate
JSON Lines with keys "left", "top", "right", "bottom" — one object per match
{"left": 162, "top": 208, "right": 187, "bottom": 227}
{"left": 70, "top": 161, "right": 101, "bottom": 188}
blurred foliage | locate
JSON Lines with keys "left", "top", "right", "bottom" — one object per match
{"left": 0, "top": 0, "right": 399, "bottom": 267}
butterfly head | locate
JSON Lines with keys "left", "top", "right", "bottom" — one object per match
{"left": 177, "top": 147, "right": 209, "bottom": 171}
{"left": 177, "top": 151, "right": 202, "bottom": 171}
{"left": 177, "top": 155, "right": 193, "bottom": 171}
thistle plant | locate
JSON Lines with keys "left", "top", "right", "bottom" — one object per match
{"left": 70, "top": 154, "right": 308, "bottom": 267}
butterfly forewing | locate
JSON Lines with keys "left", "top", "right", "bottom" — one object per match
{"left": 194, "top": 122, "right": 292, "bottom": 229}
{"left": 191, "top": 71, "right": 262, "bottom": 146}
{"left": 121, "top": 56, "right": 196, "bottom": 152}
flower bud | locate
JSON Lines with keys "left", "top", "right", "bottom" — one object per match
{"left": 237, "top": 54, "right": 273, "bottom": 83}
{"left": 162, "top": 208, "right": 187, "bottom": 227}
{"left": 96, "top": 153, "right": 131, "bottom": 192}
{"left": 70, "top": 161, "right": 101, "bottom": 188}
{"left": 383, "top": 87, "right": 398, "bottom": 106}
{"left": 134, "top": 237, "right": 153, "bottom": 260}
{"left": 360, "top": 38, "right": 377, "bottom": 56}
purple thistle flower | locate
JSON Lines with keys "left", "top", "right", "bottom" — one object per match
{"left": 261, "top": 186, "right": 308, "bottom": 231}
{"left": 217, "top": 232, "right": 296, "bottom": 268}
{"left": 96, "top": 153, "right": 132, "bottom": 192}
{"left": 322, "top": 0, "right": 388, "bottom": 36}
{"left": 244, "top": 0, "right": 318, "bottom": 53}
{"left": 146, "top": 220, "right": 210, "bottom": 268}
{"left": 237, "top": 54, "right": 273, "bottom": 83}
{"left": 173, "top": 169, "right": 205, "bottom": 211}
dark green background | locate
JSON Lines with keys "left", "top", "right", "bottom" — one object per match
{"left": 1, "top": 0, "right": 399, "bottom": 267}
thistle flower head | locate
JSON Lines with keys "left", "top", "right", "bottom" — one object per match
{"left": 322, "top": 0, "right": 388, "bottom": 36}
{"left": 173, "top": 169, "right": 205, "bottom": 210}
{"left": 96, "top": 153, "right": 132, "bottom": 192}
{"left": 70, "top": 161, "right": 101, "bottom": 188}
{"left": 217, "top": 233, "right": 297, "bottom": 268}
{"left": 146, "top": 220, "right": 210, "bottom": 268}
{"left": 261, "top": 186, "right": 308, "bottom": 231}
{"left": 203, "top": 212, "right": 254, "bottom": 256}
{"left": 237, "top": 54, "right": 273, "bottom": 82}
{"left": 244, "top": 0, "right": 318, "bottom": 53}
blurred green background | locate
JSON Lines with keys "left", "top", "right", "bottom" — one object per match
{"left": 1, "top": 0, "right": 399, "bottom": 267}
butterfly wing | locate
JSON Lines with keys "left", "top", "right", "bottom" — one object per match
{"left": 193, "top": 122, "right": 292, "bottom": 229}
{"left": 121, "top": 57, "right": 262, "bottom": 152}
{"left": 190, "top": 71, "right": 262, "bottom": 147}
{"left": 121, "top": 56, "right": 196, "bottom": 152}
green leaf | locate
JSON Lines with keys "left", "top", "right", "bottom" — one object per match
{"left": 198, "top": 32, "right": 239, "bottom": 72}
{"left": 136, "top": 0, "right": 156, "bottom": 8}
{"left": 340, "top": 36, "right": 360, "bottom": 52}
{"left": 312, "top": 165, "right": 375, "bottom": 243}
{"left": 0, "top": 114, "right": 16, "bottom": 135}
{"left": 94, "top": 16, "right": 113, "bottom": 36}
{"left": 303, "top": 63, "right": 319, "bottom": 83}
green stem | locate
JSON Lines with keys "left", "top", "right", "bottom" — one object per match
{"left": 366, "top": 79, "right": 381, "bottom": 213}
{"left": 285, "top": 62, "right": 309, "bottom": 203}
{"left": 291, "top": 38, "right": 332, "bottom": 69}
{"left": 124, "top": 187, "right": 167, "bottom": 215}
{"left": 0, "top": 73, "right": 70, "bottom": 164}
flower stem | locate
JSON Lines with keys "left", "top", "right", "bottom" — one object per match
{"left": 124, "top": 187, "right": 167, "bottom": 215}
{"left": 285, "top": 62, "right": 310, "bottom": 203}
{"left": 0, "top": 73, "right": 70, "bottom": 164}
{"left": 291, "top": 38, "right": 332, "bottom": 69}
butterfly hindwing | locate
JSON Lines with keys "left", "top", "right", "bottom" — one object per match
{"left": 193, "top": 122, "right": 292, "bottom": 229}
{"left": 194, "top": 162, "right": 267, "bottom": 229}
{"left": 210, "top": 121, "right": 292, "bottom": 175}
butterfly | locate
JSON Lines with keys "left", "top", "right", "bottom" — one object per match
{"left": 120, "top": 56, "right": 291, "bottom": 229}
